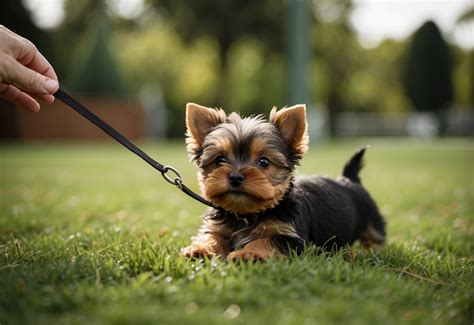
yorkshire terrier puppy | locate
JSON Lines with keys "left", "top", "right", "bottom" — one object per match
{"left": 181, "top": 103, "right": 386, "bottom": 260}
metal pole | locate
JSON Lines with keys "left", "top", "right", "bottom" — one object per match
{"left": 287, "top": 0, "right": 310, "bottom": 105}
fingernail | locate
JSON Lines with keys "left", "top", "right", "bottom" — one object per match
{"left": 44, "top": 79, "right": 59, "bottom": 94}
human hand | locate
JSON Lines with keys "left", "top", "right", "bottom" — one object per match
{"left": 0, "top": 25, "right": 59, "bottom": 112}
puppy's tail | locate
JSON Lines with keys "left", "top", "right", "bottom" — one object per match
{"left": 342, "top": 146, "right": 369, "bottom": 184}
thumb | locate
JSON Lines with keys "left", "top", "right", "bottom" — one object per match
{"left": 5, "top": 58, "right": 58, "bottom": 94}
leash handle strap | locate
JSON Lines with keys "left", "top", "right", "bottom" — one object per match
{"left": 53, "top": 88, "right": 216, "bottom": 209}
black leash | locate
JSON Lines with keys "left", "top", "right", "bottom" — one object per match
{"left": 53, "top": 88, "right": 217, "bottom": 209}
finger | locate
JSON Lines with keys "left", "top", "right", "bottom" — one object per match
{"left": 12, "top": 90, "right": 55, "bottom": 108}
{"left": 0, "top": 82, "right": 40, "bottom": 112}
{"left": 30, "top": 92, "right": 55, "bottom": 104}
{"left": 0, "top": 25, "right": 18, "bottom": 37}
{"left": 40, "top": 93, "right": 55, "bottom": 104}
{"left": 24, "top": 51, "right": 58, "bottom": 81}
{"left": 4, "top": 56, "right": 58, "bottom": 95}
{"left": 16, "top": 37, "right": 58, "bottom": 82}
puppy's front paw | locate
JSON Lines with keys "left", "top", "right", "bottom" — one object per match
{"left": 180, "top": 245, "right": 217, "bottom": 259}
{"left": 227, "top": 249, "right": 271, "bottom": 262}
{"left": 227, "top": 238, "right": 279, "bottom": 262}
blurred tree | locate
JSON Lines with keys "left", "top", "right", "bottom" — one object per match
{"left": 53, "top": 0, "right": 141, "bottom": 88}
{"left": 117, "top": 24, "right": 220, "bottom": 135}
{"left": 60, "top": 0, "right": 106, "bottom": 34}
{"left": 59, "top": 0, "right": 141, "bottom": 36}
{"left": 456, "top": 5, "right": 474, "bottom": 24}
{"left": 403, "top": 20, "right": 453, "bottom": 135}
{"left": 50, "top": 0, "right": 108, "bottom": 84}
{"left": 311, "top": 0, "right": 356, "bottom": 137}
{"left": 146, "top": 0, "right": 285, "bottom": 107}
{"left": 346, "top": 39, "right": 412, "bottom": 113}
{"left": 70, "top": 17, "right": 125, "bottom": 96}
{"left": 451, "top": 45, "right": 473, "bottom": 111}
{"left": 455, "top": 6, "right": 474, "bottom": 111}
{"left": 227, "top": 39, "right": 284, "bottom": 115}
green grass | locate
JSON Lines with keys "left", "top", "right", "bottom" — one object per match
{"left": 1, "top": 138, "right": 473, "bottom": 324}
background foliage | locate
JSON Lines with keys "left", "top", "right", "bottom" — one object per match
{"left": 2, "top": 0, "right": 471, "bottom": 137}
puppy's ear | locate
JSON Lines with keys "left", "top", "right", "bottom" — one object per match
{"left": 270, "top": 105, "right": 308, "bottom": 159}
{"left": 186, "top": 103, "right": 226, "bottom": 159}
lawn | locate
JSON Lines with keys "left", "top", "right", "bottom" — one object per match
{"left": 1, "top": 138, "right": 473, "bottom": 324}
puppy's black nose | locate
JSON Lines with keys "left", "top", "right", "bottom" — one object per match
{"left": 228, "top": 172, "right": 245, "bottom": 187}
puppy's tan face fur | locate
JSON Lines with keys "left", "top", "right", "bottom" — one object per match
{"left": 186, "top": 103, "right": 308, "bottom": 215}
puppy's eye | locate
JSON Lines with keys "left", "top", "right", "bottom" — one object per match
{"left": 257, "top": 157, "right": 271, "bottom": 168}
{"left": 215, "top": 155, "right": 227, "bottom": 166}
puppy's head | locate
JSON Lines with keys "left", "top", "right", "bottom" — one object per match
{"left": 186, "top": 103, "right": 308, "bottom": 215}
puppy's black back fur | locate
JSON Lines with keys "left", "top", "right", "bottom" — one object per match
{"left": 281, "top": 147, "right": 386, "bottom": 251}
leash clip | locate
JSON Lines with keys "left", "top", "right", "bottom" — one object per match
{"left": 161, "top": 165, "right": 183, "bottom": 190}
